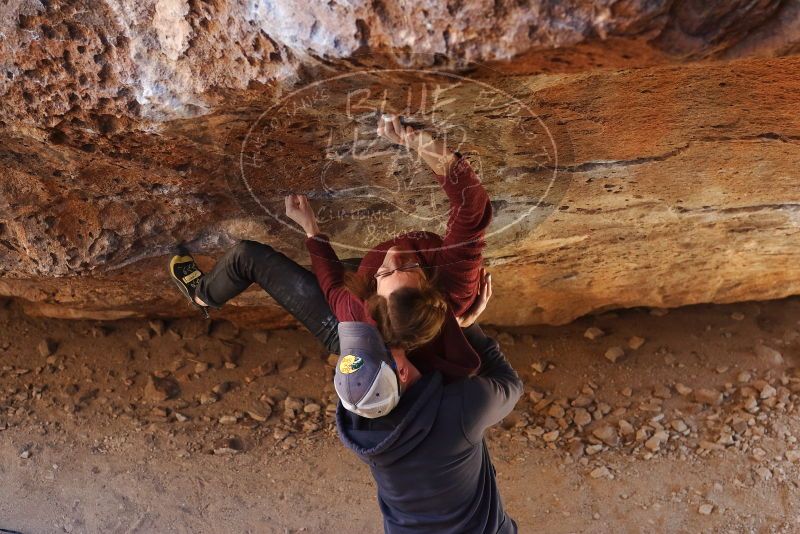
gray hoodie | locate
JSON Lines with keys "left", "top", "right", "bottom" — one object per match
{"left": 336, "top": 325, "right": 524, "bottom": 533}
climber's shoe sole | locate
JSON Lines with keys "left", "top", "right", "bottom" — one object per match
{"left": 168, "top": 251, "right": 209, "bottom": 319}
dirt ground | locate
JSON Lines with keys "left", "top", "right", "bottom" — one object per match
{"left": 2, "top": 296, "right": 800, "bottom": 534}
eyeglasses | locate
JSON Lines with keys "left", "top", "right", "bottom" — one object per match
{"left": 374, "top": 262, "right": 421, "bottom": 280}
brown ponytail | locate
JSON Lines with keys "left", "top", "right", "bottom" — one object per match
{"left": 344, "top": 271, "right": 448, "bottom": 350}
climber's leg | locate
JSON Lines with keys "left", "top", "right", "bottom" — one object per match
{"left": 192, "top": 240, "right": 340, "bottom": 352}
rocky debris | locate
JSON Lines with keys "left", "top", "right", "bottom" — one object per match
{"left": 573, "top": 408, "right": 592, "bottom": 427}
{"left": 496, "top": 332, "right": 515, "bottom": 347}
{"left": 592, "top": 425, "right": 619, "bottom": 447}
{"left": 200, "top": 392, "right": 219, "bottom": 405}
{"left": 755, "top": 345, "right": 784, "bottom": 366}
{"left": 698, "top": 504, "right": 714, "bottom": 515}
{"left": 178, "top": 321, "right": 210, "bottom": 341}
{"left": 653, "top": 385, "right": 672, "bottom": 399}
{"left": 628, "top": 336, "right": 645, "bottom": 350}
{"left": 7, "top": 290, "right": 800, "bottom": 523}
{"left": 37, "top": 339, "right": 57, "bottom": 358}
{"left": 644, "top": 431, "right": 668, "bottom": 452}
{"left": 590, "top": 466, "right": 611, "bottom": 479}
{"left": 303, "top": 403, "right": 321, "bottom": 414}
{"left": 122, "top": 371, "right": 138, "bottom": 387}
{"left": 515, "top": 350, "right": 800, "bottom": 471}
{"left": 567, "top": 440, "right": 585, "bottom": 458}
{"left": 731, "top": 312, "right": 745, "bottom": 321}
{"left": 604, "top": 346, "right": 625, "bottom": 363}
{"left": 210, "top": 320, "right": 239, "bottom": 341}
{"left": 737, "top": 371, "right": 752, "bottom": 383}
{"left": 148, "top": 320, "right": 165, "bottom": 336}
{"left": 212, "top": 382, "right": 231, "bottom": 395}
{"left": 545, "top": 404, "right": 564, "bottom": 419}
{"left": 302, "top": 421, "right": 320, "bottom": 433}
{"left": 212, "top": 437, "right": 243, "bottom": 455}
{"left": 529, "top": 389, "right": 545, "bottom": 403}
{"left": 218, "top": 341, "right": 243, "bottom": 367}
{"left": 77, "top": 388, "right": 99, "bottom": 405}
{"left": 90, "top": 326, "right": 109, "bottom": 338}
{"left": 618, "top": 420, "right": 635, "bottom": 437}
{"left": 531, "top": 361, "right": 550, "bottom": 374}
{"left": 247, "top": 408, "right": 270, "bottom": 422}
{"left": 584, "top": 327, "right": 605, "bottom": 341}
{"left": 143, "top": 374, "right": 180, "bottom": 403}
{"left": 247, "top": 331, "right": 268, "bottom": 346}
{"left": 572, "top": 394, "right": 593, "bottom": 408}
{"left": 755, "top": 466, "right": 773, "bottom": 481}
{"left": 759, "top": 384, "right": 777, "bottom": 399}
{"left": 279, "top": 353, "right": 304, "bottom": 374}
{"left": 693, "top": 388, "right": 723, "bottom": 406}
{"left": 586, "top": 444, "right": 603, "bottom": 455}
{"left": 671, "top": 420, "right": 688, "bottom": 433}
{"left": 284, "top": 397, "right": 305, "bottom": 417}
{"left": 135, "top": 328, "right": 151, "bottom": 342}
{"left": 543, "top": 430, "right": 560, "bottom": 443}
{"left": 267, "top": 387, "right": 288, "bottom": 401}
{"left": 246, "top": 362, "right": 276, "bottom": 383}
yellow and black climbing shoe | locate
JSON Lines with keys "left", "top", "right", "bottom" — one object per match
{"left": 169, "top": 252, "right": 209, "bottom": 319}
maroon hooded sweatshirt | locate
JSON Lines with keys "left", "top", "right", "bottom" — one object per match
{"left": 304, "top": 155, "right": 492, "bottom": 379}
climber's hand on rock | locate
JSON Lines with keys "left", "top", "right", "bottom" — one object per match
{"left": 377, "top": 114, "right": 429, "bottom": 150}
{"left": 377, "top": 114, "right": 453, "bottom": 175}
{"left": 376, "top": 113, "right": 407, "bottom": 146}
{"left": 285, "top": 194, "right": 320, "bottom": 237}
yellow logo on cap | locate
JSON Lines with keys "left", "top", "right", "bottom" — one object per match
{"left": 339, "top": 354, "right": 364, "bottom": 374}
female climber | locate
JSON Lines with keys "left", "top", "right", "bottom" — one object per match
{"left": 288, "top": 114, "right": 493, "bottom": 377}
{"left": 168, "top": 114, "right": 492, "bottom": 379}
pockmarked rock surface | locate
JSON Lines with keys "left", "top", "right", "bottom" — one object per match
{"left": 1, "top": 0, "right": 799, "bottom": 326}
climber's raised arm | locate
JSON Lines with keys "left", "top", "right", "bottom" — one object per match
{"left": 285, "top": 194, "right": 365, "bottom": 321}
{"left": 377, "top": 114, "right": 454, "bottom": 175}
{"left": 376, "top": 115, "right": 492, "bottom": 316}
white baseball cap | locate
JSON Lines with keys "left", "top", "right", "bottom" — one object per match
{"left": 334, "top": 322, "right": 400, "bottom": 419}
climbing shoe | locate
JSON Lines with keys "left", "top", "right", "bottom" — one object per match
{"left": 169, "top": 252, "right": 209, "bottom": 319}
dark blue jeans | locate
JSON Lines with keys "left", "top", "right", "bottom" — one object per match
{"left": 196, "top": 240, "right": 342, "bottom": 353}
